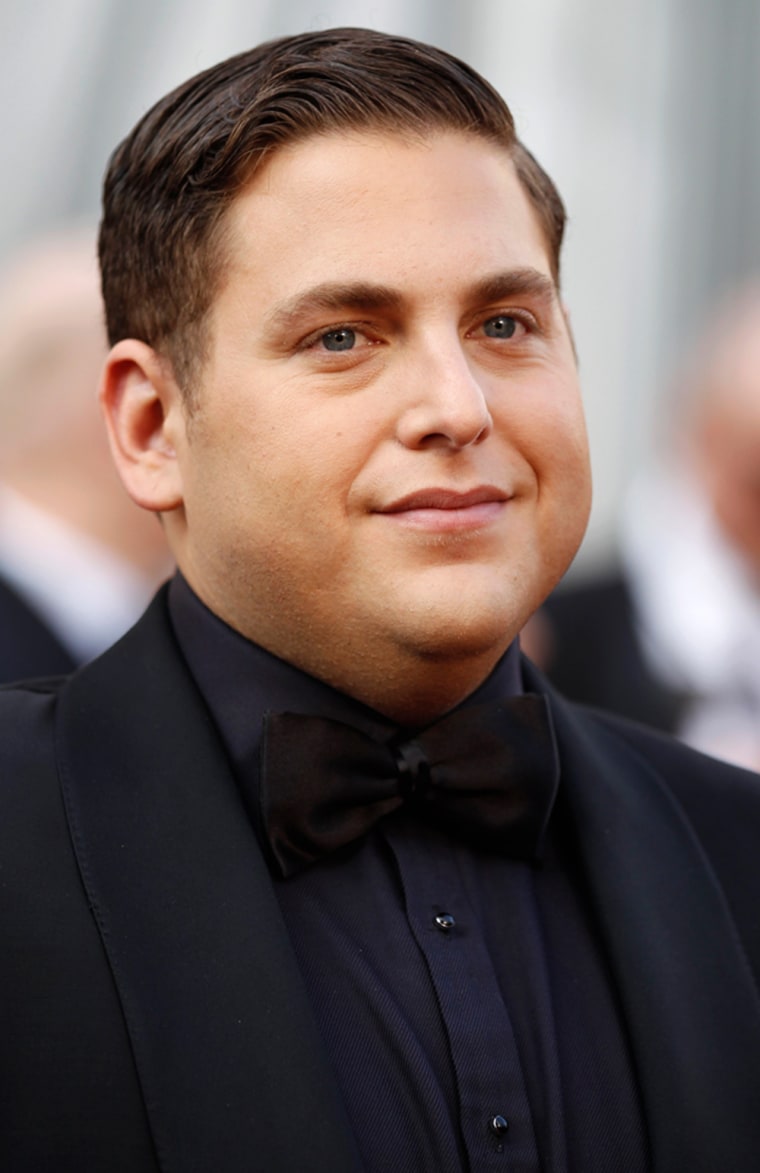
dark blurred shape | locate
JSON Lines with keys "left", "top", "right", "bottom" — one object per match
{"left": 0, "top": 228, "right": 172, "bottom": 682}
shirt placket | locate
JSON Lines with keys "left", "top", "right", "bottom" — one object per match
{"left": 385, "top": 822, "right": 542, "bottom": 1172}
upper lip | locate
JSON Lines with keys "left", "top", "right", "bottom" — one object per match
{"left": 378, "top": 485, "right": 509, "bottom": 513}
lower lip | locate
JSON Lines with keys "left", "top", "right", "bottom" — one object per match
{"left": 380, "top": 501, "right": 506, "bottom": 533}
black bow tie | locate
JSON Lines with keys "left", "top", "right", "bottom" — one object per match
{"left": 257, "top": 694, "right": 559, "bottom": 877}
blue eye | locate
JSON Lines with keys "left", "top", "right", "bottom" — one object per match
{"left": 321, "top": 328, "right": 356, "bottom": 351}
{"left": 483, "top": 315, "right": 517, "bottom": 339}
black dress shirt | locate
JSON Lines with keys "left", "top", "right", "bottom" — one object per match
{"left": 168, "top": 574, "right": 649, "bottom": 1172}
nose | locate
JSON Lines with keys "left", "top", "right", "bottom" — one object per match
{"left": 395, "top": 339, "right": 494, "bottom": 451}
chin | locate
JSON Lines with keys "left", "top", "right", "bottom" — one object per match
{"left": 393, "top": 595, "right": 523, "bottom": 663}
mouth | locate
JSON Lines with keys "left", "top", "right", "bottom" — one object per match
{"left": 376, "top": 485, "right": 509, "bottom": 532}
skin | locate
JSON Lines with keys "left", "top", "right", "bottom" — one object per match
{"left": 101, "top": 130, "right": 591, "bottom": 723}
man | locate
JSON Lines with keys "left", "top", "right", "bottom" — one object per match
{"left": 1, "top": 28, "right": 759, "bottom": 1173}
{"left": 0, "top": 230, "right": 171, "bottom": 682}
{"left": 538, "top": 284, "right": 760, "bottom": 769}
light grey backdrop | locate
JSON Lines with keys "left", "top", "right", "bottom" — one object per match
{"left": 2, "top": 0, "right": 758, "bottom": 568}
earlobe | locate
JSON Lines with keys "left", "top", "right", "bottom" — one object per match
{"left": 99, "top": 340, "right": 186, "bottom": 513}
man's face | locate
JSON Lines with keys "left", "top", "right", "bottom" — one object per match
{"left": 167, "top": 131, "right": 591, "bottom": 711}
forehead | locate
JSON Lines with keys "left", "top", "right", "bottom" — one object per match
{"left": 217, "top": 130, "right": 555, "bottom": 304}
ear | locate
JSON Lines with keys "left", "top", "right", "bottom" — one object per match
{"left": 99, "top": 339, "right": 186, "bottom": 513}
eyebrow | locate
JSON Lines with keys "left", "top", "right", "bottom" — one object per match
{"left": 466, "top": 268, "right": 558, "bottom": 308}
{"left": 263, "top": 267, "right": 558, "bottom": 335}
{"left": 264, "top": 282, "right": 403, "bottom": 335}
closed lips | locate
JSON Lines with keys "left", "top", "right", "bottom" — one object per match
{"left": 378, "top": 487, "right": 508, "bottom": 513}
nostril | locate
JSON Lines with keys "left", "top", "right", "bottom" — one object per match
{"left": 398, "top": 404, "right": 493, "bottom": 451}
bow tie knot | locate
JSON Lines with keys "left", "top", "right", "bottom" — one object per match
{"left": 393, "top": 738, "right": 432, "bottom": 799}
{"left": 258, "top": 694, "right": 559, "bottom": 877}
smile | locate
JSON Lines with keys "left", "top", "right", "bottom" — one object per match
{"left": 376, "top": 486, "right": 509, "bottom": 532}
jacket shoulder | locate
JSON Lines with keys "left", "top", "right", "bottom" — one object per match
{"left": 560, "top": 696, "right": 760, "bottom": 969}
{"left": 584, "top": 703, "right": 760, "bottom": 813}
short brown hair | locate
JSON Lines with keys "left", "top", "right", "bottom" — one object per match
{"left": 99, "top": 27, "right": 566, "bottom": 397}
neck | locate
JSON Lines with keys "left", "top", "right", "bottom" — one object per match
{"left": 173, "top": 566, "right": 518, "bottom": 726}
{"left": 280, "top": 641, "right": 514, "bottom": 726}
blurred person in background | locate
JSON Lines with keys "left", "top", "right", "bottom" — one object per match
{"left": 0, "top": 229, "right": 171, "bottom": 681}
{"left": 535, "top": 283, "right": 760, "bottom": 769}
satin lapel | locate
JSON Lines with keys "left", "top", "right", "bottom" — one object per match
{"left": 523, "top": 662, "right": 760, "bottom": 1172}
{"left": 55, "top": 589, "right": 361, "bottom": 1173}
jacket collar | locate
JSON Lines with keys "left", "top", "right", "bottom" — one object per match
{"left": 56, "top": 587, "right": 362, "bottom": 1173}
{"left": 54, "top": 592, "right": 760, "bottom": 1173}
{"left": 523, "top": 659, "right": 760, "bottom": 1172}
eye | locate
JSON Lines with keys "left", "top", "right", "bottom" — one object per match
{"left": 299, "top": 321, "right": 382, "bottom": 362}
{"left": 320, "top": 327, "right": 357, "bottom": 351}
{"left": 482, "top": 314, "right": 519, "bottom": 339}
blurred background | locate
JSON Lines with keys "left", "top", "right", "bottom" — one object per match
{"left": 1, "top": 0, "right": 759, "bottom": 571}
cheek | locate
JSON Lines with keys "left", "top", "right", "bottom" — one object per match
{"left": 511, "top": 390, "right": 590, "bottom": 488}
{"left": 224, "top": 433, "right": 361, "bottom": 560}
{"left": 528, "top": 403, "right": 592, "bottom": 559}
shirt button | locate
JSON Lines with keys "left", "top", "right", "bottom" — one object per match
{"left": 490, "top": 1115, "right": 509, "bottom": 1137}
{"left": 434, "top": 913, "right": 456, "bottom": 932}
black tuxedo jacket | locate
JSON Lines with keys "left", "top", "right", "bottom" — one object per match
{"left": 0, "top": 571, "right": 75, "bottom": 683}
{"left": 2, "top": 587, "right": 760, "bottom": 1172}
